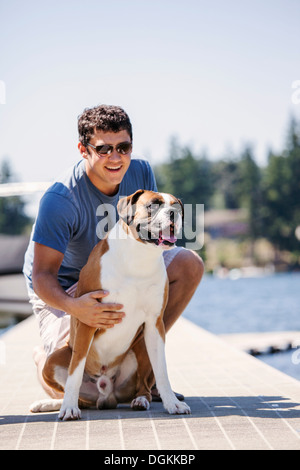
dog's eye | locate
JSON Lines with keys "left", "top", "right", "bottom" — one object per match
{"left": 147, "top": 199, "right": 162, "bottom": 213}
{"left": 152, "top": 198, "right": 162, "bottom": 205}
{"left": 147, "top": 204, "right": 159, "bottom": 213}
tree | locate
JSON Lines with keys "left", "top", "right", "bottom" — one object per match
{"left": 154, "top": 137, "right": 213, "bottom": 252}
{"left": 154, "top": 136, "right": 214, "bottom": 208}
{"left": 211, "top": 159, "right": 241, "bottom": 209}
{"left": 262, "top": 117, "right": 300, "bottom": 255}
{"left": 237, "top": 145, "right": 263, "bottom": 240}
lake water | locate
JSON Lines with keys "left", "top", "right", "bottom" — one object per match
{"left": 183, "top": 272, "right": 300, "bottom": 380}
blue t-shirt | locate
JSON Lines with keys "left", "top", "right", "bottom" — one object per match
{"left": 23, "top": 158, "right": 157, "bottom": 293}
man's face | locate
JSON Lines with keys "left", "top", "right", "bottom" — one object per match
{"left": 80, "top": 129, "right": 132, "bottom": 196}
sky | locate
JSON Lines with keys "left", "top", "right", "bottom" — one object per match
{"left": 1, "top": 0, "right": 300, "bottom": 189}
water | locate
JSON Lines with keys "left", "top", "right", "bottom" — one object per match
{"left": 183, "top": 272, "right": 300, "bottom": 380}
{"left": 259, "top": 349, "right": 300, "bottom": 381}
{"left": 184, "top": 272, "right": 300, "bottom": 335}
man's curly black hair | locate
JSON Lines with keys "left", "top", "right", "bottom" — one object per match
{"left": 78, "top": 104, "right": 133, "bottom": 147}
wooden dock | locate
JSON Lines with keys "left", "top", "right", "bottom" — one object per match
{"left": 1, "top": 311, "right": 300, "bottom": 450}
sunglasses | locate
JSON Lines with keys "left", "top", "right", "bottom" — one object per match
{"left": 87, "top": 141, "right": 132, "bottom": 156}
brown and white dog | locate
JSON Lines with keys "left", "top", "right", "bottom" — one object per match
{"left": 31, "top": 190, "right": 191, "bottom": 420}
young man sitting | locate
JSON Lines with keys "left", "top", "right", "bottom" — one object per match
{"left": 23, "top": 104, "right": 204, "bottom": 402}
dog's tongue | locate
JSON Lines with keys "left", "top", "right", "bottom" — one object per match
{"left": 158, "top": 231, "right": 177, "bottom": 246}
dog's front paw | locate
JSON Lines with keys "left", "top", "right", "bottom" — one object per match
{"left": 164, "top": 399, "right": 191, "bottom": 415}
{"left": 131, "top": 396, "right": 150, "bottom": 411}
{"left": 58, "top": 403, "right": 81, "bottom": 421}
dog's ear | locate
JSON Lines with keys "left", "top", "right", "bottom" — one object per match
{"left": 118, "top": 189, "right": 145, "bottom": 225}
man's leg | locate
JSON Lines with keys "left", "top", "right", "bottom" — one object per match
{"left": 164, "top": 248, "right": 204, "bottom": 332}
{"left": 29, "top": 284, "right": 76, "bottom": 399}
{"left": 33, "top": 313, "right": 70, "bottom": 400}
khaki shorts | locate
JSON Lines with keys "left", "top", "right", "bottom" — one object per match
{"left": 29, "top": 246, "right": 184, "bottom": 356}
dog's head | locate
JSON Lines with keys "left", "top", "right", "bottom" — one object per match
{"left": 117, "top": 190, "right": 183, "bottom": 250}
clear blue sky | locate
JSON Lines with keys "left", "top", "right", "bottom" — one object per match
{"left": 1, "top": 0, "right": 300, "bottom": 184}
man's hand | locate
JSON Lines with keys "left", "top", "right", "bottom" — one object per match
{"left": 69, "top": 290, "right": 125, "bottom": 329}
{"left": 32, "top": 243, "right": 125, "bottom": 330}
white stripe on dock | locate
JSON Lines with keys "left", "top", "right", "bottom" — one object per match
{"left": 147, "top": 411, "right": 162, "bottom": 450}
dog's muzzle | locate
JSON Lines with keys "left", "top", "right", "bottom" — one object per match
{"left": 136, "top": 206, "right": 181, "bottom": 247}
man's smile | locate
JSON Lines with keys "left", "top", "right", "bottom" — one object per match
{"left": 105, "top": 165, "right": 122, "bottom": 172}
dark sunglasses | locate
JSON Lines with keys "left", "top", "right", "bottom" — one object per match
{"left": 87, "top": 141, "right": 132, "bottom": 156}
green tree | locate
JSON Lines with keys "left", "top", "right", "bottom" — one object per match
{"left": 211, "top": 158, "right": 241, "bottom": 209}
{"left": 262, "top": 117, "right": 300, "bottom": 256}
{"left": 154, "top": 137, "right": 213, "bottom": 253}
{"left": 236, "top": 145, "right": 263, "bottom": 240}
{"left": 154, "top": 136, "right": 214, "bottom": 208}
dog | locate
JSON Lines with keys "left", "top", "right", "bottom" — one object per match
{"left": 30, "top": 189, "right": 191, "bottom": 420}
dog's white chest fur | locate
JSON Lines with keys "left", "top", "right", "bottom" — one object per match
{"left": 92, "top": 221, "right": 167, "bottom": 365}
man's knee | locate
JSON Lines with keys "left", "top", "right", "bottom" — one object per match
{"left": 169, "top": 248, "right": 204, "bottom": 286}
{"left": 184, "top": 250, "right": 204, "bottom": 285}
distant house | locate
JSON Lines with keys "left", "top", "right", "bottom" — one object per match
{"left": 205, "top": 209, "right": 249, "bottom": 239}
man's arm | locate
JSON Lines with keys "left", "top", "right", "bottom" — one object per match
{"left": 32, "top": 242, "right": 125, "bottom": 329}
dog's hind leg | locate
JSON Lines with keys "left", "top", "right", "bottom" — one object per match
{"left": 42, "top": 345, "right": 72, "bottom": 392}
{"left": 30, "top": 398, "right": 63, "bottom": 413}
{"left": 30, "top": 345, "right": 72, "bottom": 414}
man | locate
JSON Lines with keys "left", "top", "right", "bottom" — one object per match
{"left": 23, "top": 104, "right": 204, "bottom": 401}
